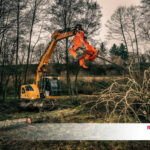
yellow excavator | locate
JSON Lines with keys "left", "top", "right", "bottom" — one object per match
{"left": 20, "top": 24, "right": 84, "bottom": 110}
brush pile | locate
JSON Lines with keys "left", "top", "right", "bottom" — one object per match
{"left": 91, "top": 65, "right": 150, "bottom": 122}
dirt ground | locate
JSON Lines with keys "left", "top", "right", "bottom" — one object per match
{"left": 0, "top": 94, "right": 150, "bottom": 150}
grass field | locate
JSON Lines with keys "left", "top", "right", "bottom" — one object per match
{"left": 0, "top": 76, "right": 149, "bottom": 150}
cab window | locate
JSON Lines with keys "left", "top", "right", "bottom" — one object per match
{"left": 22, "top": 88, "right": 25, "bottom": 94}
{"left": 25, "top": 85, "right": 34, "bottom": 91}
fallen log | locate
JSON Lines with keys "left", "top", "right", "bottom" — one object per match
{"left": 0, "top": 108, "right": 80, "bottom": 129}
{"left": 0, "top": 118, "right": 32, "bottom": 129}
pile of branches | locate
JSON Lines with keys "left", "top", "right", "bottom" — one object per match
{"left": 91, "top": 65, "right": 150, "bottom": 122}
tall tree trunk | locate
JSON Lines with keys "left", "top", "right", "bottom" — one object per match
{"left": 133, "top": 19, "right": 139, "bottom": 61}
{"left": 126, "top": 31, "right": 135, "bottom": 54}
{"left": 74, "top": 65, "right": 80, "bottom": 95}
{"left": 0, "top": 0, "right": 5, "bottom": 101}
{"left": 65, "top": 38, "right": 72, "bottom": 95}
{"left": 119, "top": 12, "right": 129, "bottom": 52}
{"left": 15, "top": 0, "right": 20, "bottom": 97}
{"left": 133, "top": 18, "right": 141, "bottom": 79}
{"left": 0, "top": 33, "right": 5, "bottom": 89}
{"left": 64, "top": 1, "right": 72, "bottom": 95}
{"left": 24, "top": 0, "right": 37, "bottom": 84}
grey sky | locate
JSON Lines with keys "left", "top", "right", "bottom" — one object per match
{"left": 38, "top": 0, "right": 141, "bottom": 47}
{"left": 97, "top": 0, "right": 141, "bottom": 41}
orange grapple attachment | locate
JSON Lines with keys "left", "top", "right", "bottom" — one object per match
{"left": 69, "top": 30, "right": 85, "bottom": 58}
{"left": 69, "top": 49, "right": 77, "bottom": 58}
{"left": 78, "top": 41, "right": 97, "bottom": 68}
{"left": 69, "top": 30, "right": 98, "bottom": 68}
{"left": 79, "top": 57, "right": 88, "bottom": 69}
{"left": 88, "top": 52, "right": 98, "bottom": 61}
{"left": 79, "top": 51, "right": 97, "bottom": 69}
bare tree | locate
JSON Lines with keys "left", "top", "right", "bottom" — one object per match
{"left": 0, "top": 0, "right": 19, "bottom": 101}
{"left": 15, "top": 0, "right": 20, "bottom": 97}
{"left": 0, "top": 0, "right": 37, "bottom": 100}
{"left": 106, "top": 7, "right": 129, "bottom": 52}
{"left": 126, "top": 6, "right": 141, "bottom": 62}
{"left": 106, "top": 6, "right": 145, "bottom": 65}
{"left": 46, "top": 0, "right": 102, "bottom": 94}
{"left": 140, "top": 0, "right": 150, "bottom": 41}
{"left": 24, "top": 0, "right": 39, "bottom": 84}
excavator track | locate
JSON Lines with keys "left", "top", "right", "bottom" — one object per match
{"left": 19, "top": 98, "right": 55, "bottom": 112}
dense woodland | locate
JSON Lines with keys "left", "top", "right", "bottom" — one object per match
{"left": 0, "top": 0, "right": 149, "bottom": 101}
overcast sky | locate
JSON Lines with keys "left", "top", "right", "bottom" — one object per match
{"left": 97, "top": 0, "right": 141, "bottom": 41}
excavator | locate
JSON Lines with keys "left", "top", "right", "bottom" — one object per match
{"left": 20, "top": 24, "right": 98, "bottom": 110}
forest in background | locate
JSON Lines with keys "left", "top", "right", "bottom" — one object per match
{"left": 0, "top": 0, "right": 149, "bottom": 101}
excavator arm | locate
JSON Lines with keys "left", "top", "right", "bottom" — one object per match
{"left": 35, "top": 26, "right": 82, "bottom": 86}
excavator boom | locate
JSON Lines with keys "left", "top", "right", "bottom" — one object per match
{"left": 35, "top": 30, "right": 77, "bottom": 86}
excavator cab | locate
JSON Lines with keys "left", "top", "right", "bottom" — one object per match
{"left": 20, "top": 76, "right": 61, "bottom": 100}
{"left": 39, "top": 76, "right": 61, "bottom": 98}
{"left": 20, "top": 84, "right": 40, "bottom": 100}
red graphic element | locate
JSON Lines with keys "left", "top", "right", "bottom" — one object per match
{"left": 147, "top": 125, "right": 150, "bottom": 129}
{"left": 69, "top": 30, "right": 98, "bottom": 68}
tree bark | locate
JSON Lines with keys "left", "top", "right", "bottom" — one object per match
{"left": 132, "top": 18, "right": 141, "bottom": 78}
{"left": 24, "top": 0, "right": 37, "bottom": 84}
{"left": 119, "top": 11, "right": 129, "bottom": 52}
{"left": 15, "top": 0, "right": 20, "bottom": 97}
{"left": 74, "top": 65, "right": 80, "bottom": 95}
{"left": 65, "top": 38, "right": 72, "bottom": 95}
{"left": 133, "top": 19, "right": 139, "bottom": 61}
{"left": 63, "top": 1, "right": 72, "bottom": 95}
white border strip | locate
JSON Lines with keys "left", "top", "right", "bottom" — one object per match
{"left": 1, "top": 123, "right": 150, "bottom": 140}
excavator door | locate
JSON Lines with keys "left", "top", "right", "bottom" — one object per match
{"left": 20, "top": 84, "right": 40, "bottom": 100}
{"left": 39, "top": 77, "right": 61, "bottom": 98}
